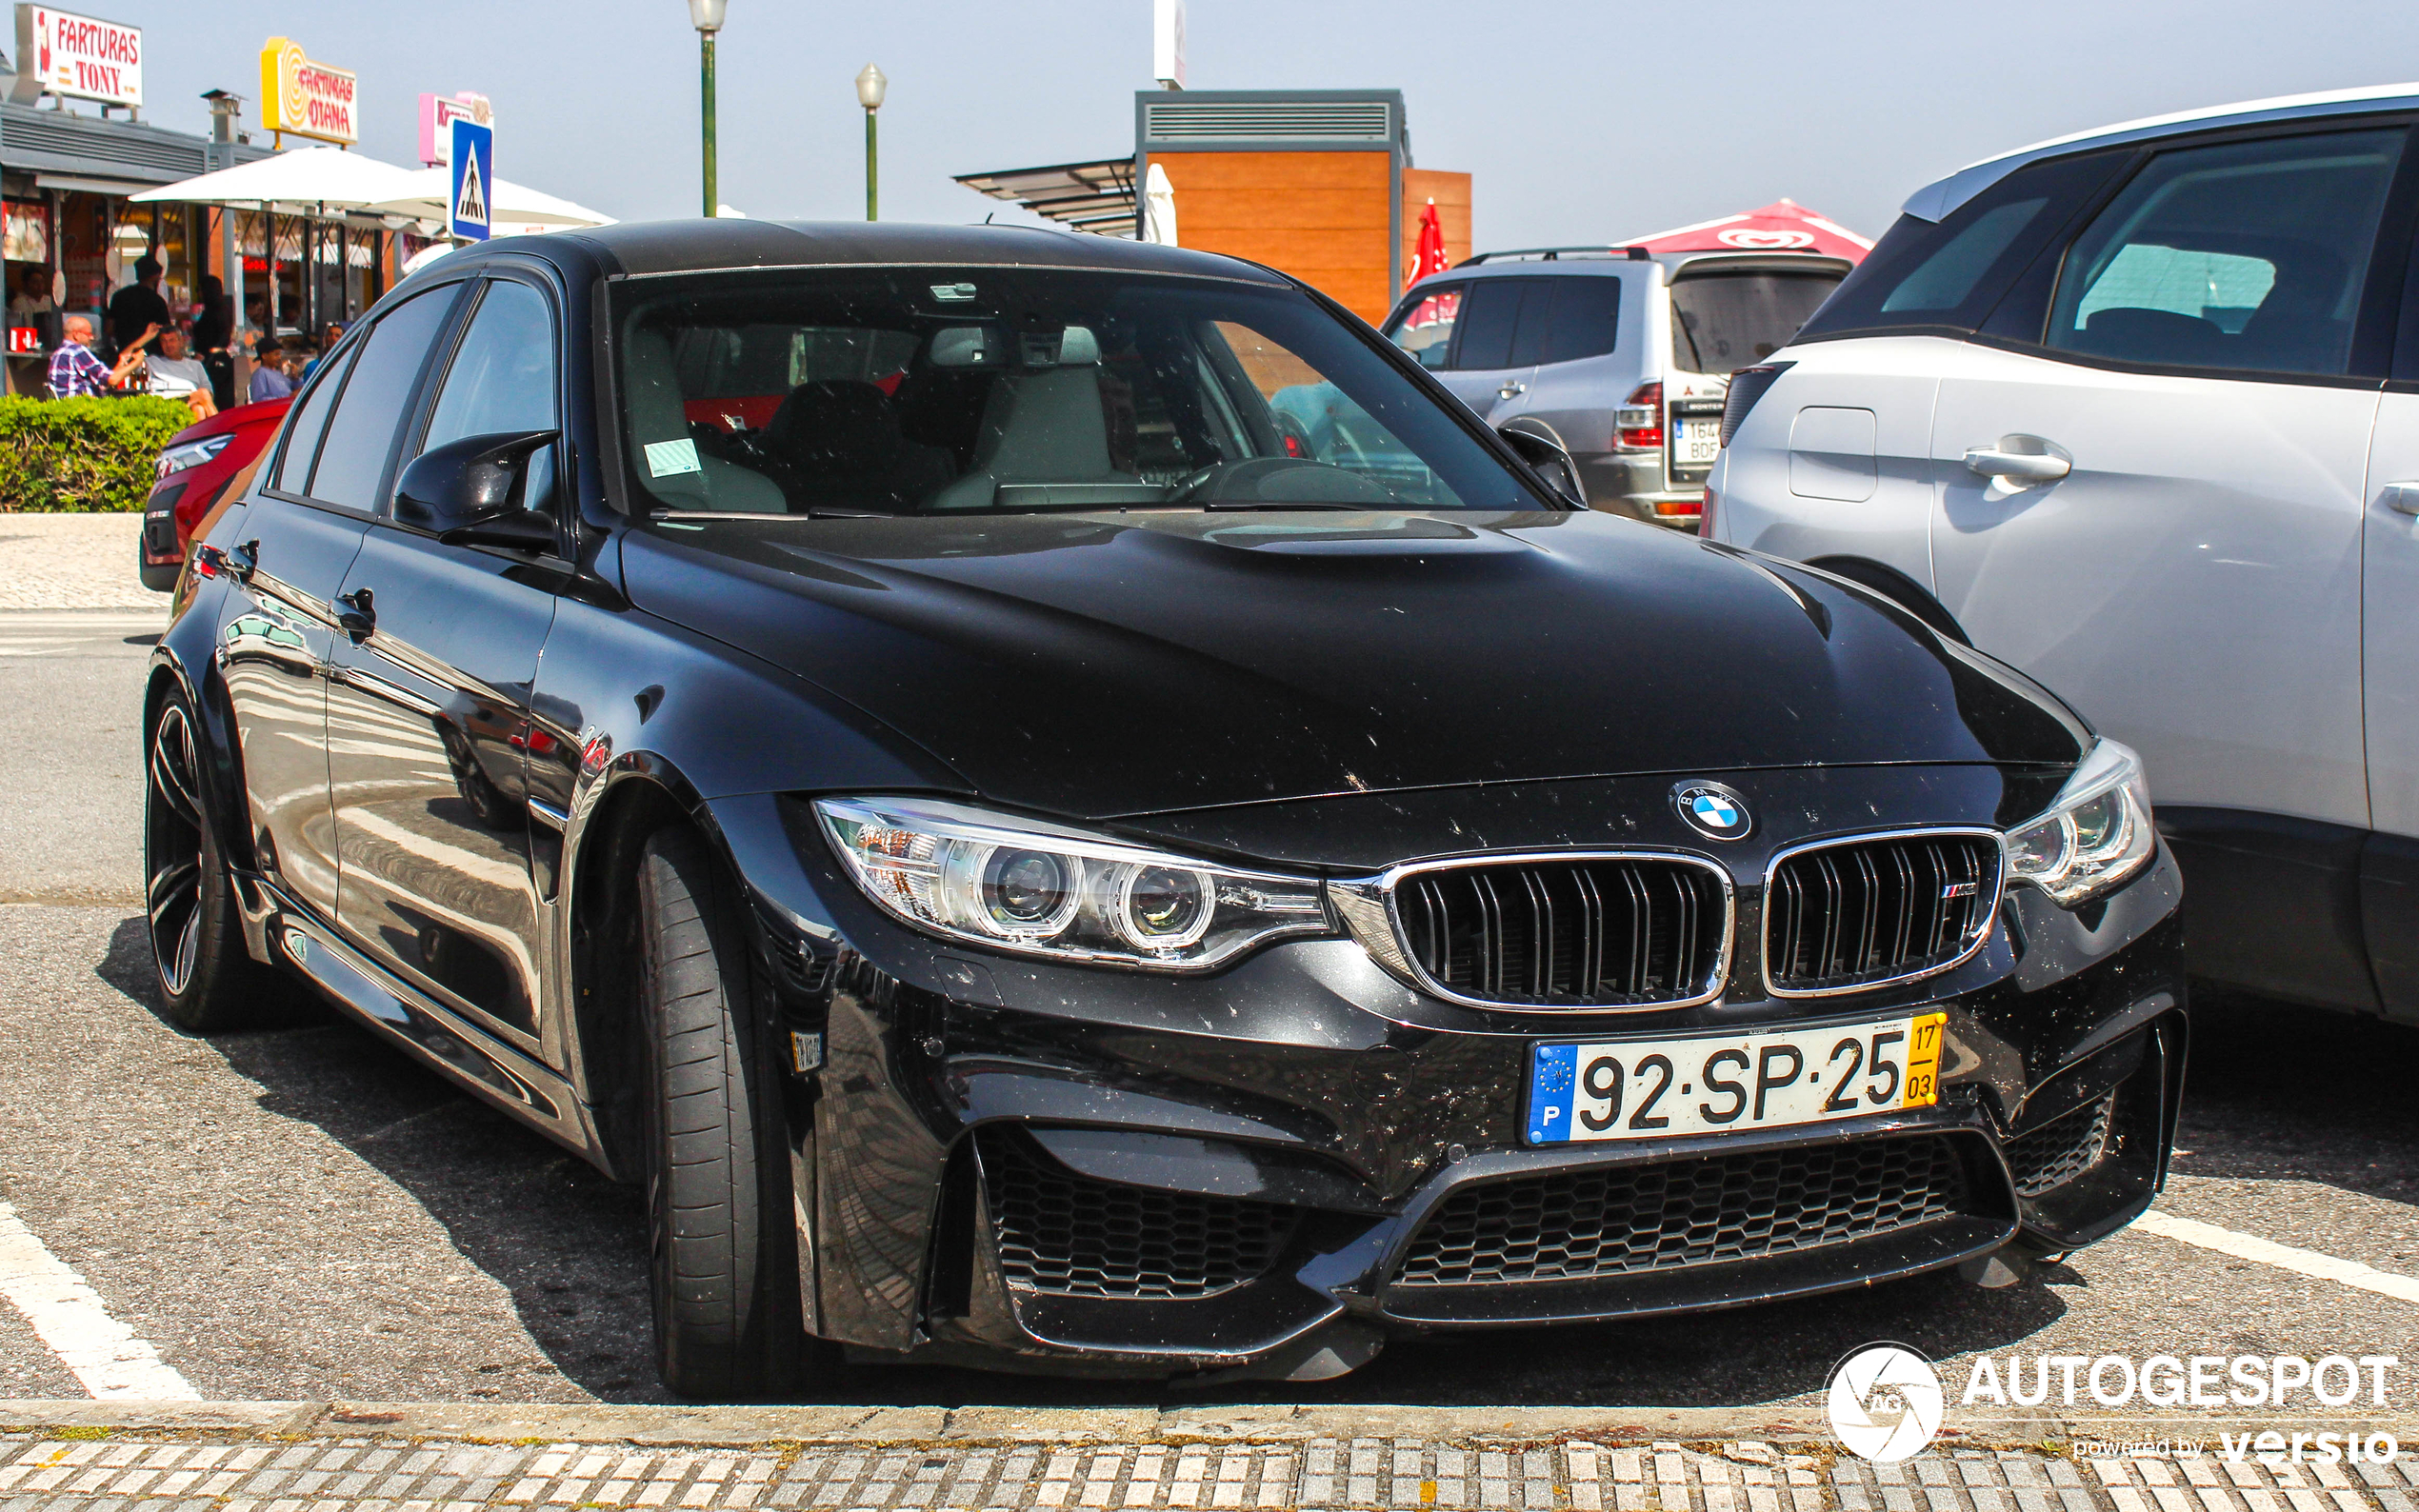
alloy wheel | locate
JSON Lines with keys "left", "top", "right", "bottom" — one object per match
{"left": 144, "top": 703, "right": 208, "bottom": 998}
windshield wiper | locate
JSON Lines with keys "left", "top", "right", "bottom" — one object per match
{"left": 1199, "top": 501, "right": 1371, "bottom": 512}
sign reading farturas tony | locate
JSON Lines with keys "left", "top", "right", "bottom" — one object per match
{"left": 259, "top": 36, "right": 357, "bottom": 145}
{"left": 10, "top": 6, "right": 142, "bottom": 110}
{"left": 419, "top": 92, "right": 493, "bottom": 168}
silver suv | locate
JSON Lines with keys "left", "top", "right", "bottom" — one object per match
{"left": 1706, "top": 85, "right": 2419, "bottom": 1024}
{"left": 1381, "top": 248, "right": 1849, "bottom": 526}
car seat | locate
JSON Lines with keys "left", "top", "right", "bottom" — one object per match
{"left": 925, "top": 364, "right": 1142, "bottom": 509}
{"left": 762, "top": 379, "right": 952, "bottom": 508}
{"left": 624, "top": 325, "right": 787, "bottom": 512}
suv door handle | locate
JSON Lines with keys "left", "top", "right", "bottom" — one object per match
{"left": 1498, "top": 381, "right": 1527, "bottom": 400}
{"left": 334, "top": 587, "right": 376, "bottom": 641}
{"left": 1965, "top": 442, "right": 2070, "bottom": 485}
{"left": 2386, "top": 482, "right": 2419, "bottom": 516}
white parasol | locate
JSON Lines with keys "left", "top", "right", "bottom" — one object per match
{"left": 365, "top": 168, "right": 615, "bottom": 231}
{"left": 129, "top": 147, "right": 427, "bottom": 211}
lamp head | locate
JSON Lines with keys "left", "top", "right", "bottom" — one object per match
{"left": 687, "top": 0, "right": 727, "bottom": 31}
{"left": 855, "top": 62, "right": 887, "bottom": 110}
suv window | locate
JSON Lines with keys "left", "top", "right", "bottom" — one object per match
{"left": 2045, "top": 129, "right": 2405, "bottom": 377}
{"left": 1669, "top": 270, "right": 1838, "bottom": 371}
{"left": 1794, "top": 149, "right": 2129, "bottom": 343}
{"left": 422, "top": 280, "right": 559, "bottom": 455}
{"left": 1387, "top": 284, "right": 1463, "bottom": 368}
{"left": 268, "top": 343, "right": 356, "bottom": 493}
{"left": 306, "top": 286, "right": 460, "bottom": 510}
{"left": 1396, "top": 275, "right": 1621, "bottom": 370}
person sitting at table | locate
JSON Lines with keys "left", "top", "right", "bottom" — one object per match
{"left": 47, "top": 314, "right": 150, "bottom": 398}
{"left": 248, "top": 337, "right": 294, "bottom": 402}
{"left": 146, "top": 326, "right": 216, "bottom": 419}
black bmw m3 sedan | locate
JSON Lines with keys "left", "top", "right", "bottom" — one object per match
{"left": 143, "top": 220, "right": 2185, "bottom": 1397}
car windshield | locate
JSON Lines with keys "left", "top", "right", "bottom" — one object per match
{"left": 612, "top": 267, "right": 1547, "bottom": 516}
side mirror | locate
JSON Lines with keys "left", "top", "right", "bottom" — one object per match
{"left": 392, "top": 428, "right": 562, "bottom": 549}
{"left": 1496, "top": 426, "right": 1588, "bottom": 508}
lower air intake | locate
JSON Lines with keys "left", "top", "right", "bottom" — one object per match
{"left": 1393, "top": 1134, "right": 1970, "bottom": 1286}
{"left": 977, "top": 1131, "right": 1296, "bottom": 1300}
{"left": 2004, "top": 1094, "right": 2116, "bottom": 1198}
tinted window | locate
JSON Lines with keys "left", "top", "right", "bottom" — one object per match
{"left": 1794, "top": 149, "right": 2128, "bottom": 343}
{"left": 307, "top": 286, "right": 459, "bottom": 509}
{"left": 421, "top": 280, "right": 558, "bottom": 455}
{"left": 1533, "top": 276, "right": 1622, "bottom": 365}
{"left": 1452, "top": 279, "right": 1531, "bottom": 369}
{"left": 2046, "top": 129, "right": 2403, "bottom": 376}
{"left": 1386, "top": 284, "right": 1463, "bottom": 368}
{"left": 1669, "top": 271, "right": 1839, "bottom": 371}
{"left": 268, "top": 344, "right": 356, "bottom": 493}
{"left": 616, "top": 267, "right": 1548, "bottom": 515}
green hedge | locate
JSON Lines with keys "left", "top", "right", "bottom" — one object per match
{"left": 0, "top": 395, "right": 196, "bottom": 512}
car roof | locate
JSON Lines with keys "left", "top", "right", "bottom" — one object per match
{"left": 1904, "top": 82, "right": 2419, "bottom": 223}
{"left": 539, "top": 218, "right": 1292, "bottom": 285}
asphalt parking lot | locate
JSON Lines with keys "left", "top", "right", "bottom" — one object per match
{"left": 1, "top": 604, "right": 2414, "bottom": 1414}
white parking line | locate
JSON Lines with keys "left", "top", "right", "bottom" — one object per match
{"left": 2135, "top": 1208, "right": 2419, "bottom": 1305}
{"left": 0, "top": 1202, "right": 198, "bottom": 1399}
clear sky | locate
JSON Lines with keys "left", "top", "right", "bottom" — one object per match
{"left": 119, "top": 0, "right": 2419, "bottom": 249}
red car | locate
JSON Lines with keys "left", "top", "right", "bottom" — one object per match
{"left": 138, "top": 397, "right": 290, "bottom": 591}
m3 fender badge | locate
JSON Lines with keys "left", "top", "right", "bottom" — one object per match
{"left": 1672, "top": 781, "right": 1753, "bottom": 841}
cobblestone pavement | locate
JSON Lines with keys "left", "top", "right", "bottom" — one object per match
{"left": 0, "top": 515, "right": 159, "bottom": 611}
{"left": 0, "top": 1434, "right": 2414, "bottom": 1512}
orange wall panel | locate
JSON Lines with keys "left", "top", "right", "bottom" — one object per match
{"left": 1152, "top": 150, "right": 1395, "bottom": 324}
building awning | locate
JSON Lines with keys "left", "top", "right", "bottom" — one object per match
{"left": 0, "top": 101, "right": 273, "bottom": 193}
{"left": 953, "top": 157, "right": 1135, "bottom": 237}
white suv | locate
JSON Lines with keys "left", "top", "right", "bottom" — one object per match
{"left": 1706, "top": 84, "right": 2419, "bottom": 1023}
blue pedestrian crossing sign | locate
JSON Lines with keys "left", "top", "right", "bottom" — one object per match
{"left": 449, "top": 117, "right": 492, "bottom": 242}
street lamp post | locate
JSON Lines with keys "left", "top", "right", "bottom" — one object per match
{"left": 855, "top": 64, "right": 886, "bottom": 221}
{"left": 689, "top": 0, "right": 727, "bottom": 217}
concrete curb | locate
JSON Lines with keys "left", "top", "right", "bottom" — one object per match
{"left": 22, "top": 1400, "right": 2401, "bottom": 1450}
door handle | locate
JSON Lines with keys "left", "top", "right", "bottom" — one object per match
{"left": 1965, "top": 441, "right": 2070, "bottom": 485}
{"left": 1498, "top": 381, "right": 1528, "bottom": 400}
{"left": 334, "top": 587, "right": 376, "bottom": 641}
{"left": 2386, "top": 482, "right": 2419, "bottom": 516}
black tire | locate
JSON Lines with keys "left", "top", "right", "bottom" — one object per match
{"left": 636, "top": 826, "right": 805, "bottom": 1400}
{"left": 143, "top": 685, "right": 283, "bottom": 1031}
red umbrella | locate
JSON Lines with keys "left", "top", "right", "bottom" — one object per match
{"left": 1619, "top": 198, "right": 1872, "bottom": 262}
{"left": 1408, "top": 198, "right": 1450, "bottom": 284}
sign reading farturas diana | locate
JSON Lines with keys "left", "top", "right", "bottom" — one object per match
{"left": 11, "top": 6, "right": 142, "bottom": 109}
{"left": 259, "top": 36, "right": 357, "bottom": 145}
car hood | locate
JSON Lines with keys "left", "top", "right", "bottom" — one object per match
{"left": 618, "top": 509, "right": 2087, "bottom": 821}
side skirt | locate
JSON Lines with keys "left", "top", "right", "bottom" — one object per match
{"left": 234, "top": 869, "right": 609, "bottom": 1164}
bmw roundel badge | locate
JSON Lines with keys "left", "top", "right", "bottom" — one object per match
{"left": 1672, "top": 781, "right": 1753, "bottom": 841}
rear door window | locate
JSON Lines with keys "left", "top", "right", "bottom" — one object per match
{"left": 268, "top": 344, "right": 356, "bottom": 493}
{"left": 2044, "top": 128, "right": 2405, "bottom": 377}
{"left": 1669, "top": 270, "right": 1839, "bottom": 371}
{"left": 1386, "top": 284, "right": 1464, "bottom": 368}
{"left": 305, "top": 285, "right": 462, "bottom": 510}
{"left": 1532, "top": 276, "right": 1622, "bottom": 365}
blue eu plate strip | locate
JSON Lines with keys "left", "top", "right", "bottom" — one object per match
{"left": 1528, "top": 1042, "right": 1578, "bottom": 1144}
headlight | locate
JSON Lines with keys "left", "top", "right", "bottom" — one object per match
{"left": 155, "top": 435, "right": 230, "bottom": 480}
{"left": 2005, "top": 738, "right": 2156, "bottom": 905}
{"left": 815, "top": 796, "right": 1330, "bottom": 970}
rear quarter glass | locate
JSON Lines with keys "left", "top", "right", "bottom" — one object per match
{"left": 1793, "top": 149, "right": 2131, "bottom": 345}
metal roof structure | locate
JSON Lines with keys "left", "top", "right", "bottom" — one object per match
{"left": 952, "top": 158, "right": 1136, "bottom": 238}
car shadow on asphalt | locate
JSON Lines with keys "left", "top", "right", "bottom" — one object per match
{"left": 2168, "top": 987, "right": 2419, "bottom": 1206}
{"left": 98, "top": 913, "right": 2069, "bottom": 1408}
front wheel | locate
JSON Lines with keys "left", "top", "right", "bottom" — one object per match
{"left": 636, "top": 826, "right": 807, "bottom": 1400}
{"left": 144, "top": 686, "right": 283, "bottom": 1031}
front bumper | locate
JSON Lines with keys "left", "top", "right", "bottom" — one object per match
{"left": 716, "top": 765, "right": 2186, "bottom": 1381}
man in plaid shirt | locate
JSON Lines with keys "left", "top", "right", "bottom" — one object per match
{"left": 48, "top": 314, "right": 151, "bottom": 398}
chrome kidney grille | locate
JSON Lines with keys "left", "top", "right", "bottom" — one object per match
{"left": 1765, "top": 831, "right": 2001, "bottom": 996}
{"left": 1375, "top": 856, "right": 1731, "bottom": 1009}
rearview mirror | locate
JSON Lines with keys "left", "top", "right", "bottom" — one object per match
{"left": 392, "top": 428, "right": 561, "bottom": 549}
{"left": 1496, "top": 426, "right": 1588, "bottom": 507}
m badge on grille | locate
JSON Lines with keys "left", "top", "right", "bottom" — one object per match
{"left": 1671, "top": 780, "right": 1753, "bottom": 841}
